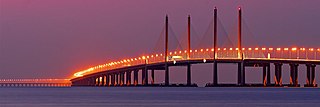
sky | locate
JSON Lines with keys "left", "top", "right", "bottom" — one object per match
{"left": 1, "top": 0, "right": 320, "bottom": 86}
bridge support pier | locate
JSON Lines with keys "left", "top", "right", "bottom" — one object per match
{"left": 213, "top": 61, "right": 218, "bottom": 86}
{"left": 151, "top": 69, "right": 155, "bottom": 85}
{"left": 95, "top": 77, "right": 98, "bottom": 86}
{"left": 126, "top": 71, "right": 131, "bottom": 86}
{"left": 106, "top": 74, "right": 110, "bottom": 86}
{"left": 165, "top": 64, "right": 169, "bottom": 86}
{"left": 187, "top": 64, "right": 191, "bottom": 86}
{"left": 311, "top": 65, "right": 316, "bottom": 87}
{"left": 142, "top": 67, "right": 148, "bottom": 86}
{"left": 238, "top": 62, "right": 245, "bottom": 85}
{"left": 101, "top": 76, "right": 105, "bottom": 86}
{"left": 305, "top": 64, "right": 317, "bottom": 87}
{"left": 289, "top": 64, "right": 299, "bottom": 87}
{"left": 111, "top": 74, "right": 115, "bottom": 86}
{"left": 134, "top": 70, "right": 139, "bottom": 86}
{"left": 267, "top": 64, "right": 271, "bottom": 85}
{"left": 274, "top": 63, "right": 283, "bottom": 86}
{"left": 120, "top": 72, "right": 125, "bottom": 86}
{"left": 115, "top": 74, "right": 119, "bottom": 86}
{"left": 263, "top": 65, "right": 267, "bottom": 86}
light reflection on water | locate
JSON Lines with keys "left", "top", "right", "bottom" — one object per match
{"left": 0, "top": 87, "right": 320, "bottom": 107}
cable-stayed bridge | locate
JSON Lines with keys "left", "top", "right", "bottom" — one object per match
{"left": 71, "top": 7, "right": 319, "bottom": 87}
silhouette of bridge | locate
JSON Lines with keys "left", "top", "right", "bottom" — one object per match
{"left": 71, "top": 7, "right": 319, "bottom": 87}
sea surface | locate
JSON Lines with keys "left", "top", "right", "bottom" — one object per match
{"left": 0, "top": 87, "right": 320, "bottom": 107}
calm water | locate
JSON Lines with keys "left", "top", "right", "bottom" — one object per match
{"left": 0, "top": 87, "right": 320, "bottom": 107}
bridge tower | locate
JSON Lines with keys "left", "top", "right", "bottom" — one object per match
{"left": 213, "top": 7, "right": 218, "bottom": 86}
{"left": 237, "top": 7, "right": 245, "bottom": 85}
{"left": 165, "top": 15, "right": 169, "bottom": 86}
{"left": 187, "top": 15, "right": 192, "bottom": 86}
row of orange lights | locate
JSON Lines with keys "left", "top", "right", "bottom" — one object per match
{"left": 73, "top": 47, "right": 320, "bottom": 78}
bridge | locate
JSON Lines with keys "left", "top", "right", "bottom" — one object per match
{"left": 71, "top": 7, "right": 319, "bottom": 87}
{"left": 0, "top": 79, "right": 71, "bottom": 87}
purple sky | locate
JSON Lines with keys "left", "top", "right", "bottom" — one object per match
{"left": 1, "top": 0, "right": 320, "bottom": 86}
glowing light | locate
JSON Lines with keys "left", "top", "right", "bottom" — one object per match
{"left": 269, "top": 48, "right": 273, "bottom": 51}
{"left": 309, "top": 48, "right": 314, "bottom": 51}
{"left": 242, "top": 48, "right": 245, "bottom": 50}
{"left": 169, "top": 56, "right": 177, "bottom": 58}
{"left": 73, "top": 46, "right": 320, "bottom": 78}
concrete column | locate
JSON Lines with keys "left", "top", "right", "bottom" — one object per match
{"left": 126, "top": 71, "right": 131, "bottom": 86}
{"left": 114, "top": 74, "right": 119, "bottom": 86}
{"left": 111, "top": 74, "right": 115, "bottom": 86}
{"left": 274, "top": 63, "right": 283, "bottom": 86}
{"left": 101, "top": 76, "right": 105, "bottom": 86}
{"left": 263, "top": 65, "right": 267, "bottom": 86}
{"left": 289, "top": 64, "right": 294, "bottom": 85}
{"left": 238, "top": 62, "right": 245, "bottom": 85}
{"left": 306, "top": 64, "right": 311, "bottom": 85}
{"left": 145, "top": 68, "right": 148, "bottom": 85}
{"left": 294, "top": 64, "right": 299, "bottom": 86}
{"left": 118, "top": 74, "right": 121, "bottom": 85}
{"left": 242, "top": 62, "right": 246, "bottom": 85}
{"left": 213, "top": 61, "right": 218, "bottom": 85}
{"left": 142, "top": 67, "right": 148, "bottom": 86}
{"left": 142, "top": 69, "right": 145, "bottom": 85}
{"left": 151, "top": 69, "right": 155, "bottom": 85}
{"left": 106, "top": 74, "right": 110, "bottom": 86}
{"left": 165, "top": 64, "right": 169, "bottom": 86}
{"left": 95, "top": 77, "right": 98, "bottom": 86}
{"left": 289, "top": 64, "right": 299, "bottom": 86}
{"left": 120, "top": 72, "right": 125, "bottom": 86}
{"left": 187, "top": 64, "right": 191, "bottom": 86}
{"left": 311, "top": 64, "right": 316, "bottom": 86}
{"left": 238, "top": 62, "right": 242, "bottom": 85}
{"left": 134, "top": 70, "right": 139, "bottom": 86}
{"left": 267, "top": 64, "right": 271, "bottom": 85}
